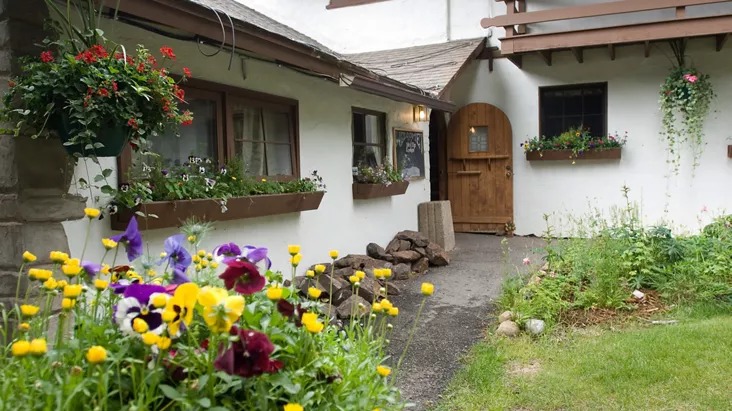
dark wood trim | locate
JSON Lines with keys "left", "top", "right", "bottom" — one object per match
{"left": 538, "top": 82, "right": 608, "bottom": 140}
{"left": 571, "top": 47, "right": 584, "bottom": 63}
{"left": 326, "top": 0, "right": 390, "bottom": 9}
{"left": 716, "top": 33, "right": 729, "bottom": 51}
{"left": 111, "top": 191, "right": 324, "bottom": 231}
{"left": 538, "top": 50, "right": 552, "bottom": 66}
{"left": 439, "top": 38, "right": 488, "bottom": 99}
{"left": 352, "top": 107, "right": 387, "bottom": 168}
{"left": 347, "top": 76, "right": 456, "bottom": 112}
{"left": 526, "top": 148, "right": 622, "bottom": 161}
{"left": 352, "top": 181, "right": 408, "bottom": 199}
{"left": 727, "top": 145, "right": 732, "bottom": 158}
{"left": 482, "top": 0, "right": 729, "bottom": 28}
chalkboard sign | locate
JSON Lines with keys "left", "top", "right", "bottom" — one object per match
{"left": 393, "top": 128, "right": 425, "bottom": 180}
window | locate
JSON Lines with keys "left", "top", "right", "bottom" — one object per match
{"left": 120, "top": 81, "right": 298, "bottom": 181}
{"left": 326, "top": 0, "right": 390, "bottom": 9}
{"left": 539, "top": 83, "right": 607, "bottom": 138}
{"left": 468, "top": 126, "right": 488, "bottom": 152}
{"left": 352, "top": 108, "right": 386, "bottom": 171}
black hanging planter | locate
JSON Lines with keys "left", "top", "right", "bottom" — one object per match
{"left": 55, "top": 115, "right": 130, "bottom": 157}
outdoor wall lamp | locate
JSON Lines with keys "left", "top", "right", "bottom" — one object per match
{"left": 413, "top": 105, "right": 427, "bottom": 122}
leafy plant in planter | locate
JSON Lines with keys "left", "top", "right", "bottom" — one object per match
{"left": 0, "top": 0, "right": 192, "bottom": 158}
{"left": 353, "top": 163, "right": 404, "bottom": 185}
{"left": 521, "top": 126, "right": 627, "bottom": 158}
{"left": 659, "top": 41, "right": 715, "bottom": 172}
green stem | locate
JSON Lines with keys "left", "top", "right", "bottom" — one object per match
{"left": 55, "top": 313, "right": 66, "bottom": 349}
{"left": 14, "top": 262, "right": 26, "bottom": 302}
{"left": 80, "top": 219, "right": 92, "bottom": 262}
{"left": 396, "top": 297, "right": 427, "bottom": 374}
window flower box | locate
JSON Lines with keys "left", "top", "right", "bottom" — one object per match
{"left": 111, "top": 191, "right": 324, "bottom": 231}
{"left": 526, "top": 148, "right": 622, "bottom": 161}
{"left": 352, "top": 181, "right": 409, "bottom": 199}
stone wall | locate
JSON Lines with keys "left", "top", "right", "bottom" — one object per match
{"left": 0, "top": 0, "right": 85, "bottom": 308}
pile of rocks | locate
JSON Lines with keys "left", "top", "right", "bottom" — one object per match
{"left": 291, "top": 230, "right": 450, "bottom": 320}
{"left": 495, "top": 311, "right": 546, "bottom": 337}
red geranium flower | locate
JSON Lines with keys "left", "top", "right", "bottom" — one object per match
{"left": 98, "top": 88, "right": 110, "bottom": 97}
{"left": 213, "top": 326, "right": 283, "bottom": 378}
{"left": 40, "top": 51, "right": 54, "bottom": 63}
{"left": 136, "top": 62, "right": 146, "bottom": 73}
{"left": 160, "top": 46, "right": 176, "bottom": 60}
{"left": 173, "top": 85, "right": 185, "bottom": 102}
{"left": 183, "top": 67, "right": 192, "bottom": 78}
{"left": 89, "top": 44, "right": 109, "bottom": 58}
{"left": 7, "top": 80, "right": 15, "bottom": 88}
{"left": 112, "top": 82, "right": 118, "bottom": 92}
{"left": 75, "top": 50, "right": 97, "bottom": 64}
{"left": 219, "top": 258, "right": 265, "bottom": 295}
{"left": 127, "top": 118, "right": 139, "bottom": 129}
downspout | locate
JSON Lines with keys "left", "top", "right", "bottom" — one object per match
{"left": 446, "top": 0, "right": 451, "bottom": 41}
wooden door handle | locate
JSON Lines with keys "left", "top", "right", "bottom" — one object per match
{"left": 456, "top": 170, "right": 482, "bottom": 175}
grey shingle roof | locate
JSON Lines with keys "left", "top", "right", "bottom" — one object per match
{"left": 191, "top": 0, "right": 341, "bottom": 57}
{"left": 345, "top": 38, "right": 486, "bottom": 96}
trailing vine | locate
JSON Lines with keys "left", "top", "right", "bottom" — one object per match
{"left": 659, "top": 40, "right": 715, "bottom": 172}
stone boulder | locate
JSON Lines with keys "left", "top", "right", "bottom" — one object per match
{"left": 525, "top": 319, "right": 546, "bottom": 335}
{"left": 391, "top": 263, "right": 411, "bottom": 280}
{"left": 317, "top": 274, "right": 350, "bottom": 294}
{"left": 391, "top": 250, "right": 422, "bottom": 264}
{"left": 412, "top": 257, "right": 429, "bottom": 275}
{"left": 366, "top": 243, "right": 391, "bottom": 261}
{"left": 396, "top": 230, "right": 430, "bottom": 247}
{"left": 498, "top": 311, "right": 514, "bottom": 323}
{"left": 398, "top": 240, "right": 412, "bottom": 251}
{"left": 496, "top": 320, "right": 520, "bottom": 337}
{"left": 334, "top": 254, "right": 389, "bottom": 271}
{"left": 336, "top": 295, "right": 371, "bottom": 319}
{"left": 425, "top": 242, "right": 449, "bottom": 266}
{"left": 330, "top": 288, "right": 353, "bottom": 306}
{"left": 385, "top": 237, "right": 401, "bottom": 253}
{"left": 385, "top": 282, "right": 401, "bottom": 296}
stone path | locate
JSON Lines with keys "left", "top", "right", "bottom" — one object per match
{"left": 386, "top": 233, "right": 544, "bottom": 410}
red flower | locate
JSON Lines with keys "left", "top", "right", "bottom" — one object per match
{"left": 180, "top": 110, "right": 193, "bottom": 126}
{"left": 75, "top": 50, "right": 98, "bottom": 64}
{"left": 89, "top": 44, "right": 108, "bottom": 58}
{"left": 127, "top": 118, "right": 139, "bottom": 129}
{"left": 98, "top": 88, "right": 110, "bottom": 97}
{"left": 160, "top": 46, "right": 176, "bottom": 60}
{"left": 161, "top": 98, "right": 171, "bottom": 112}
{"left": 173, "top": 85, "right": 185, "bottom": 102}
{"left": 112, "top": 82, "right": 118, "bottom": 92}
{"left": 7, "top": 80, "right": 15, "bottom": 88}
{"left": 219, "top": 258, "right": 265, "bottom": 295}
{"left": 137, "top": 62, "right": 146, "bottom": 73}
{"left": 147, "top": 55, "right": 157, "bottom": 66}
{"left": 213, "top": 326, "right": 283, "bottom": 378}
{"left": 183, "top": 67, "right": 192, "bottom": 78}
{"left": 40, "top": 51, "right": 54, "bottom": 63}
{"left": 276, "top": 299, "right": 304, "bottom": 327}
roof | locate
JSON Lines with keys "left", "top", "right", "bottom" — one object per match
{"left": 346, "top": 38, "right": 486, "bottom": 96}
{"left": 191, "top": 0, "right": 341, "bottom": 57}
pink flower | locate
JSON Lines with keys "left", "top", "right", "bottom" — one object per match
{"left": 40, "top": 51, "right": 54, "bottom": 63}
{"left": 683, "top": 73, "right": 698, "bottom": 83}
{"left": 522, "top": 257, "right": 531, "bottom": 266}
{"left": 701, "top": 205, "right": 708, "bottom": 213}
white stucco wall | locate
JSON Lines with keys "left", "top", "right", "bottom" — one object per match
{"left": 450, "top": 39, "right": 732, "bottom": 236}
{"left": 62, "top": 20, "right": 430, "bottom": 272}
{"left": 239, "top": 0, "right": 493, "bottom": 53}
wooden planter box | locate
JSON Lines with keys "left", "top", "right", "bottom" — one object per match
{"left": 111, "top": 191, "right": 325, "bottom": 231}
{"left": 352, "top": 181, "right": 409, "bottom": 200}
{"left": 526, "top": 148, "right": 622, "bottom": 161}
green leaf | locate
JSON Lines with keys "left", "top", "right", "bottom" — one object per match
{"left": 102, "top": 168, "right": 113, "bottom": 178}
{"left": 100, "top": 185, "right": 115, "bottom": 195}
{"left": 158, "top": 384, "right": 183, "bottom": 401}
{"left": 197, "top": 398, "right": 211, "bottom": 408}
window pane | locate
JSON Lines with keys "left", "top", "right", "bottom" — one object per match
{"left": 267, "top": 144, "right": 293, "bottom": 175}
{"left": 353, "top": 145, "right": 383, "bottom": 168}
{"left": 540, "top": 83, "right": 607, "bottom": 138}
{"left": 131, "top": 98, "right": 216, "bottom": 177}
{"left": 232, "top": 105, "right": 264, "bottom": 142}
{"left": 468, "top": 126, "right": 488, "bottom": 152}
{"left": 236, "top": 140, "right": 266, "bottom": 175}
{"left": 363, "top": 114, "right": 381, "bottom": 145}
{"left": 263, "top": 111, "right": 291, "bottom": 143}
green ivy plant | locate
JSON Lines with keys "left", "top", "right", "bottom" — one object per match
{"left": 659, "top": 42, "right": 715, "bottom": 172}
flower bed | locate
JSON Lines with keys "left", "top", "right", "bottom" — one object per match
{"left": 522, "top": 127, "right": 626, "bottom": 162}
{"left": 352, "top": 181, "right": 409, "bottom": 199}
{"left": 111, "top": 192, "right": 325, "bottom": 230}
{"left": 0, "top": 213, "right": 436, "bottom": 410}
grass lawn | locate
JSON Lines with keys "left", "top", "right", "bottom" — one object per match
{"left": 436, "top": 305, "right": 732, "bottom": 411}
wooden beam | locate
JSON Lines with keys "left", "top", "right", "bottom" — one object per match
{"left": 716, "top": 33, "right": 729, "bottom": 50}
{"left": 326, "top": 0, "right": 389, "bottom": 9}
{"left": 508, "top": 55, "right": 523, "bottom": 68}
{"left": 482, "top": 0, "right": 729, "bottom": 28}
{"left": 538, "top": 50, "right": 552, "bottom": 65}
{"left": 516, "top": 0, "right": 527, "bottom": 34}
{"left": 571, "top": 47, "right": 584, "bottom": 63}
{"left": 676, "top": 6, "right": 686, "bottom": 18}
{"left": 644, "top": 41, "right": 651, "bottom": 57}
{"left": 499, "top": 15, "right": 732, "bottom": 54}
{"left": 488, "top": 55, "right": 494, "bottom": 72}
{"left": 608, "top": 44, "right": 616, "bottom": 60}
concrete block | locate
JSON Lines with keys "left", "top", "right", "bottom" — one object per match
{"left": 19, "top": 193, "right": 85, "bottom": 222}
{"left": 0, "top": 134, "right": 17, "bottom": 192}
{"left": 0, "top": 193, "right": 17, "bottom": 220}
{"left": 22, "top": 222, "right": 70, "bottom": 264}
{"left": 0, "top": 221, "right": 21, "bottom": 269}
{"left": 418, "top": 201, "right": 456, "bottom": 251}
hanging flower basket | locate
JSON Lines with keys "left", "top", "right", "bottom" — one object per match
{"left": 55, "top": 114, "right": 130, "bottom": 157}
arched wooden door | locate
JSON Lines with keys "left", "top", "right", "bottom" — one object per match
{"left": 447, "top": 103, "right": 513, "bottom": 233}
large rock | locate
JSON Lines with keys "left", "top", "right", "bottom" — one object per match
{"left": 307, "top": 262, "right": 332, "bottom": 273}
{"left": 496, "top": 320, "right": 520, "bottom": 337}
{"left": 317, "top": 274, "right": 350, "bottom": 294}
{"left": 397, "top": 240, "right": 411, "bottom": 251}
{"left": 354, "top": 275, "right": 382, "bottom": 302}
{"left": 334, "top": 254, "right": 388, "bottom": 271}
{"left": 392, "top": 263, "right": 411, "bottom": 280}
{"left": 321, "top": 303, "right": 338, "bottom": 321}
{"left": 298, "top": 278, "right": 327, "bottom": 296}
{"left": 498, "top": 311, "right": 514, "bottom": 323}
{"left": 330, "top": 288, "right": 353, "bottom": 306}
{"left": 333, "top": 267, "right": 356, "bottom": 279}
{"left": 385, "top": 237, "right": 401, "bottom": 253}
{"left": 412, "top": 257, "right": 429, "bottom": 275}
{"left": 366, "top": 243, "right": 391, "bottom": 261}
{"left": 414, "top": 247, "right": 427, "bottom": 257}
{"left": 391, "top": 250, "right": 422, "bottom": 263}
{"left": 525, "top": 319, "right": 546, "bottom": 335}
{"left": 336, "top": 295, "right": 371, "bottom": 319}
{"left": 396, "top": 230, "right": 430, "bottom": 247}
{"left": 425, "top": 242, "right": 450, "bottom": 266}
{"left": 385, "top": 282, "right": 401, "bottom": 296}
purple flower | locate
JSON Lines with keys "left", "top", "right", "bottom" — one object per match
{"left": 213, "top": 243, "right": 242, "bottom": 260}
{"left": 162, "top": 234, "right": 191, "bottom": 272}
{"left": 214, "top": 326, "right": 283, "bottom": 377}
{"left": 219, "top": 259, "right": 265, "bottom": 295}
{"left": 111, "top": 217, "right": 143, "bottom": 261}
{"left": 82, "top": 261, "right": 102, "bottom": 278}
{"left": 241, "top": 246, "right": 272, "bottom": 270}
{"left": 172, "top": 268, "right": 191, "bottom": 284}
{"left": 114, "top": 284, "right": 167, "bottom": 335}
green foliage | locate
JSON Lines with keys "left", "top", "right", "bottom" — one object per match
{"left": 520, "top": 126, "right": 627, "bottom": 157}
{"left": 353, "top": 163, "right": 404, "bottom": 184}
{"left": 113, "top": 155, "right": 325, "bottom": 210}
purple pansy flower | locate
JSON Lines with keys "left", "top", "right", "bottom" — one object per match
{"left": 161, "top": 234, "right": 191, "bottom": 284}
{"left": 213, "top": 243, "right": 242, "bottom": 261}
{"left": 242, "top": 246, "right": 272, "bottom": 270}
{"left": 110, "top": 217, "right": 143, "bottom": 262}
{"left": 82, "top": 261, "right": 102, "bottom": 278}
{"left": 114, "top": 284, "right": 168, "bottom": 335}
{"left": 219, "top": 259, "right": 265, "bottom": 295}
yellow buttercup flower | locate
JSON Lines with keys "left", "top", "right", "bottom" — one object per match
{"left": 61, "top": 298, "right": 75, "bottom": 310}
{"left": 187, "top": 235, "right": 196, "bottom": 244}
{"left": 29, "top": 338, "right": 47, "bottom": 356}
{"left": 57, "top": 280, "right": 68, "bottom": 289}
{"left": 86, "top": 346, "right": 107, "bottom": 364}
{"left": 307, "top": 287, "right": 322, "bottom": 299}
{"left": 206, "top": 253, "right": 213, "bottom": 260}
{"left": 49, "top": 251, "right": 69, "bottom": 264}
{"left": 141, "top": 332, "right": 160, "bottom": 346}
{"left": 28, "top": 268, "right": 52, "bottom": 281}
{"left": 287, "top": 245, "right": 301, "bottom": 256}
{"left": 210, "top": 261, "right": 219, "bottom": 269}
{"left": 63, "top": 284, "right": 83, "bottom": 299}
{"left": 132, "top": 318, "right": 149, "bottom": 334}
{"left": 197, "top": 249, "right": 206, "bottom": 258}
{"left": 192, "top": 255, "right": 201, "bottom": 263}
{"left": 266, "top": 286, "right": 283, "bottom": 301}
{"left": 374, "top": 268, "right": 386, "bottom": 279}
{"left": 301, "top": 312, "right": 324, "bottom": 333}
{"left": 11, "top": 340, "right": 30, "bottom": 357}
{"left": 348, "top": 275, "right": 359, "bottom": 284}
{"left": 329, "top": 250, "right": 339, "bottom": 259}
{"left": 156, "top": 337, "right": 172, "bottom": 350}
{"left": 20, "top": 305, "right": 40, "bottom": 317}
{"left": 101, "top": 238, "right": 118, "bottom": 250}
{"left": 195, "top": 264, "right": 203, "bottom": 272}
{"left": 284, "top": 404, "right": 303, "bottom": 411}
{"left": 372, "top": 302, "right": 383, "bottom": 312}
{"left": 84, "top": 208, "right": 101, "bottom": 219}
{"left": 62, "top": 260, "right": 82, "bottom": 277}
{"left": 355, "top": 270, "right": 366, "bottom": 280}
{"left": 314, "top": 264, "right": 326, "bottom": 274}
{"left": 388, "top": 307, "right": 399, "bottom": 317}
{"left": 200, "top": 259, "right": 208, "bottom": 268}
{"left": 160, "top": 252, "right": 168, "bottom": 258}
{"left": 290, "top": 253, "right": 302, "bottom": 266}
{"left": 380, "top": 299, "right": 393, "bottom": 311}
{"left": 382, "top": 268, "right": 392, "bottom": 278}
{"left": 101, "top": 264, "right": 110, "bottom": 275}
{"left": 421, "top": 282, "right": 434, "bottom": 296}
{"left": 94, "top": 279, "right": 109, "bottom": 291}
{"left": 17, "top": 322, "right": 30, "bottom": 332}
{"left": 42, "top": 277, "right": 58, "bottom": 291}
{"left": 22, "top": 251, "right": 37, "bottom": 263}
{"left": 306, "top": 270, "right": 315, "bottom": 278}
{"left": 376, "top": 365, "right": 391, "bottom": 377}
